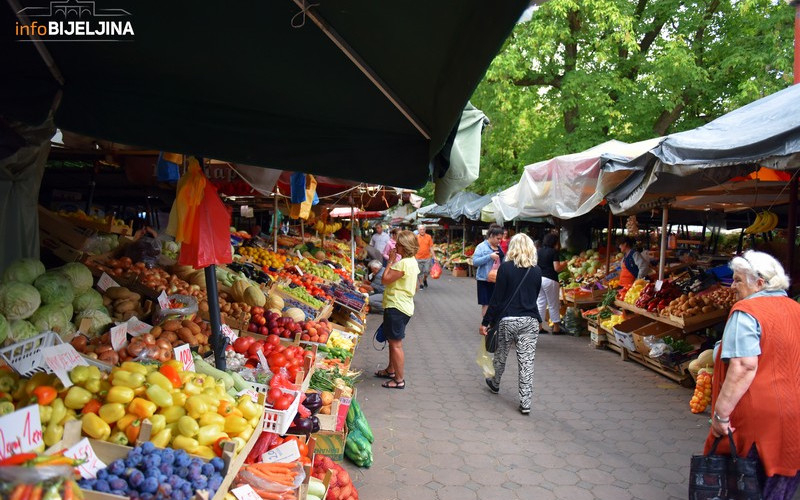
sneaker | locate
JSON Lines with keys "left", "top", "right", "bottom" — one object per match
{"left": 485, "top": 378, "right": 499, "bottom": 394}
{"left": 519, "top": 405, "right": 530, "bottom": 415}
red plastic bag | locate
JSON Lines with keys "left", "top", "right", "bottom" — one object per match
{"left": 430, "top": 261, "right": 442, "bottom": 279}
{"left": 178, "top": 180, "right": 233, "bottom": 268}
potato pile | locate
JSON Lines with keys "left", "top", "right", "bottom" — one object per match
{"left": 150, "top": 317, "right": 212, "bottom": 355}
{"left": 706, "top": 287, "right": 737, "bottom": 309}
{"left": 215, "top": 294, "right": 252, "bottom": 328}
{"left": 102, "top": 286, "right": 149, "bottom": 322}
{"left": 661, "top": 291, "right": 723, "bottom": 318}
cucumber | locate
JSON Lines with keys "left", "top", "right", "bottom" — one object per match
{"left": 230, "top": 371, "right": 252, "bottom": 392}
{"left": 355, "top": 414, "right": 374, "bottom": 444}
{"left": 193, "top": 353, "right": 235, "bottom": 390}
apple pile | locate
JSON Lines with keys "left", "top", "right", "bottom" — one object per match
{"left": 247, "top": 307, "right": 303, "bottom": 339}
{"left": 231, "top": 335, "right": 312, "bottom": 382}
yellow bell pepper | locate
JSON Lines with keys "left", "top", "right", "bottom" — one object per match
{"left": 192, "top": 446, "right": 216, "bottom": 459}
{"left": 106, "top": 386, "right": 135, "bottom": 404}
{"left": 43, "top": 420, "right": 63, "bottom": 447}
{"left": 234, "top": 425, "right": 254, "bottom": 442}
{"left": 248, "top": 416, "right": 260, "bottom": 429}
{"left": 109, "top": 431, "right": 129, "bottom": 446}
{"left": 82, "top": 413, "right": 111, "bottom": 440}
{"left": 116, "top": 413, "right": 138, "bottom": 431}
{"left": 182, "top": 381, "right": 203, "bottom": 395}
{"left": 50, "top": 399, "right": 66, "bottom": 426}
{"left": 164, "top": 422, "right": 179, "bottom": 434}
{"left": 83, "top": 378, "right": 104, "bottom": 394}
{"left": 128, "top": 398, "right": 157, "bottom": 419}
{"left": 171, "top": 391, "right": 187, "bottom": 407}
{"left": 186, "top": 395, "right": 208, "bottom": 419}
{"left": 237, "top": 398, "right": 260, "bottom": 420}
{"left": 146, "top": 371, "right": 173, "bottom": 392}
{"left": 150, "top": 428, "right": 172, "bottom": 448}
{"left": 224, "top": 415, "right": 248, "bottom": 435}
{"left": 199, "top": 413, "right": 225, "bottom": 428}
{"left": 196, "top": 424, "right": 225, "bottom": 446}
{"left": 177, "top": 416, "right": 200, "bottom": 437}
{"left": 165, "top": 359, "right": 183, "bottom": 370}
{"left": 230, "top": 437, "right": 247, "bottom": 454}
{"left": 145, "top": 385, "right": 173, "bottom": 408}
{"left": 99, "top": 403, "right": 126, "bottom": 424}
{"left": 147, "top": 414, "right": 166, "bottom": 435}
{"left": 172, "top": 435, "right": 199, "bottom": 452}
{"left": 64, "top": 386, "right": 92, "bottom": 409}
{"left": 60, "top": 410, "right": 77, "bottom": 425}
{"left": 69, "top": 365, "right": 91, "bottom": 385}
{"left": 133, "top": 386, "right": 147, "bottom": 397}
{"left": 120, "top": 362, "right": 149, "bottom": 376}
{"left": 39, "top": 404, "right": 53, "bottom": 424}
{"left": 159, "top": 405, "right": 186, "bottom": 423}
{"left": 111, "top": 370, "right": 145, "bottom": 388}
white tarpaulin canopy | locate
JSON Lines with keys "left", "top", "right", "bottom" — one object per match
{"left": 482, "top": 138, "right": 663, "bottom": 223}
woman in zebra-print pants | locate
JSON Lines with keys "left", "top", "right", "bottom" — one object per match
{"left": 480, "top": 234, "right": 543, "bottom": 414}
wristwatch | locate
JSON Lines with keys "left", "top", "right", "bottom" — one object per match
{"left": 713, "top": 412, "right": 730, "bottom": 423}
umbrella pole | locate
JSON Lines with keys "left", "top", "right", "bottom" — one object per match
{"left": 605, "top": 209, "right": 613, "bottom": 275}
{"left": 273, "top": 193, "right": 278, "bottom": 253}
{"left": 658, "top": 207, "right": 669, "bottom": 281}
{"left": 204, "top": 264, "right": 227, "bottom": 370}
{"left": 350, "top": 208, "right": 355, "bottom": 280}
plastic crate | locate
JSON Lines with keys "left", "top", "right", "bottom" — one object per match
{"left": 251, "top": 383, "right": 301, "bottom": 434}
{"left": 0, "top": 331, "right": 63, "bottom": 376}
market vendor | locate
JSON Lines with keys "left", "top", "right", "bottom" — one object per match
{"left": 618, "top": 236, "right": 651, "bottom": 288}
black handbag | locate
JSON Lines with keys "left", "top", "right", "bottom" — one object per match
{"left": 689, "top": 431, "right": 763, "bottom": 500}
{"left": 484, "top": 268, "right": 531, "bottom": 354}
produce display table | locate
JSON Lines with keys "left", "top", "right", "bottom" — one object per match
{"left": 613, "top": 300, "right": 727, "bottom": 333}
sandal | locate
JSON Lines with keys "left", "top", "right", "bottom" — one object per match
{"left": 382, "top": 379, "right": 405, "bottom": 389}
{"left": 374, "top": 369, "right": 395, "bottom": 379}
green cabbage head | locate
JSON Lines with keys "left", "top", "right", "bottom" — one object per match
{"left": 0, "top": 282, "right": 41, "bottom": 320}
{"left": 56, "top": 262, "right": 94, "bottom": 293}
{"left": 30, "top": 303, "right": 72, "bottom": 333}
{"left": 34, "top": 272, "right": 74, "bottom": 305}
{"left": 73, "top": 289, "right": 104, "bottom": 313}
{"left": 8, "top": 319, "right": 38, "bottom": 343}
{"left": 0, "top": 313, "right": 8, "bottom": 344}
{"left": 2, "top": 258, "right": 45, "bottom": 284}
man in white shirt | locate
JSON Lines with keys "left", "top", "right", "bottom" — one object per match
{"left": 368, "top": 225, "right": 391, "bottom": 263}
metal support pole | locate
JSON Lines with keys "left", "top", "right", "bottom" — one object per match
{"left": 273, "top": 193, "right": 278, "bottom": 252}
{"left": 605, "top": 209, "right": 613, "bottom": 275}
{"left": 788, "top": 174, "right": 798, "bottom": 294}
{"left": 350, "top": 207, "right": 355, "bottom": 280}
{"left": 204, "top": 265, "right": 226, "bottom": 370}
{"left": 658, "top": 207, "right": 669, "bottom": 281}
{"left": 301, "top": 219, "right": 305, "bottom": 243}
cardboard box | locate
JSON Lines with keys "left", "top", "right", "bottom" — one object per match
{"left": 632, "top": 322, "right": 682, "bottom": 356}
{"left": 313, "top": 426, "right": 348, "bottom": 462}
{"left": 452, "top": 268, "right": 469, "bottom": 278}
{"left": 612, "top": 315, "right": 650, "bottom": 352}
{"left": 38, "top": 205, "right": 95, "bottom": 250}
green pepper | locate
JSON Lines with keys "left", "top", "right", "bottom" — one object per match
{"left": 69, "top": 366, "right": 90, "bottom": 385}
{"left": 64, "top": 386, "right": 92, "bottom": 409}
{"left": 177, "top": 415, "right": 199, "bottom": 437}
{"left": 0, "top": 373, "right": 16, "bottom": 392}
{"left": 111, "top": 370, "right": 146, "bottom": 388}
{"left": 145, "top": 385, "right": 173, "bottom": 408}
{"left": 0, "top": 401, "right": 15, "bottom": 416}
{"left": 43, "top": 421, "right": 63, "bottom": 447}
{"left": 109, "top": 431, "right": 129, "bottom": 446}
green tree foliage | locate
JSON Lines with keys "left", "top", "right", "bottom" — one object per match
{"left": 469, "top": 0, "right": 794, "bottom": 194}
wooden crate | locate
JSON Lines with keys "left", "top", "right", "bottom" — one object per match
{"left": 669, "top": 307, "right": 728, "bottom": 328}
{"left": 631, "top": 322, "right": 683, "bottom": 356}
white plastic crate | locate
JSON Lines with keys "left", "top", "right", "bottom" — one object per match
{"left": 0, "top": 331, "right": 63, "bottom": 376}
{"left": 251, "top": 383, "right": 301, "bottom": 434}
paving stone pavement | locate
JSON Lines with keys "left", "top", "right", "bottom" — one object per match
{"left": 339, "top": 272, "right": 787, "bottom": 500}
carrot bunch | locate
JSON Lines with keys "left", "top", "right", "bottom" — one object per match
{"left": 238, "top": 462, "right": 302, "bottom": 499}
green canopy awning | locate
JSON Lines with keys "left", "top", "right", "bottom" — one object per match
{"left": 3, "top": 1, "right": 527, "bottom": 188}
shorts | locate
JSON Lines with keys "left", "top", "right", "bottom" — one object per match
{"left": 417, "top": 258, "right": 432, "bottom": 275}
{"left": 477, "top": 279, "right": 495, "bottom": 305}
{"left": 383, "top": 308, "right": 411, "bottom": 341}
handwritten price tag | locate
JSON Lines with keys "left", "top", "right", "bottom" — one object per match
{"left": 261, "top": 439, "right": 300, "bottom": 463}
{"left": 256, "top": 350, "right": 268, "bottom": 370}
{"left": 0, "top": 405, "right": 43, "bottom": 460}
{"left": 96, "top": 272, "right": 119, "bottom": 292}
{"left": 41, "top": 344, "right": 88, "bottom": 388}
{"left": 126, "top": 317, "right": 153, "bottom": 336}
{"left": 174, "top": 344, "right": 194, "bottom": 372}
{"left": 237, "top": 388, "right": 260, "bottom": 404}
{"left": 655, "top": 280, "right": 663, "bottom": 292}
{"left": 231, "top": 484, "right": 262, "bottom": 500}
{"left": 221, "top": 324, "right": 238, "bottom": 344}
{"left": 157, "top": 291, "right": 171, "bottom": 310}
{"left": 65, "top": 438, "right": 106, "bottom": 479}
{"left": 110, "top": 323, "right": 128, "bottom": 351}
{"left": 294, "top": 265, "right": 304, "bottom": 276}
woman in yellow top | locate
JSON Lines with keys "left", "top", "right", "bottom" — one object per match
{"left": 374, "top": 230, "right": 420, "bottom": 389}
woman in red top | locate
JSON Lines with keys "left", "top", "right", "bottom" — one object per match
{"left": 704, "top": 250, "right": 800, "bottom": 499}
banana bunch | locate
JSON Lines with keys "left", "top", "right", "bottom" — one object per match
{"left": 314, "top": 220, "right": 342, "bottom": 236}
{"left": 744, "top": 211, "right": 778, "bottom": 234}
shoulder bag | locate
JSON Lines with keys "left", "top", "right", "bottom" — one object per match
{"left": 485, "top": 267, "right": 531, "bottom": 353}
{"left": 689, "top": 430, "right": 762, "bottom": 500}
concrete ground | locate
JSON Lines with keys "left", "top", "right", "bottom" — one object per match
{"left": 341, "top": 271, "right": 721, "bottom": 500}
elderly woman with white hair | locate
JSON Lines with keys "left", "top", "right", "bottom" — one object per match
{"left": 703, "top": 250, "right": 800, "bottom": 500}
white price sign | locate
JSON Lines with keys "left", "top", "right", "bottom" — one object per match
{"left": 96, "top": 272, "right": 119, "bottom": 292}
{"left": 231, "top": 485, "right": 262, "bottom": 500}
{"left": 41, "top": 343, "right": 89, "bottom": 388}
{"left": 0, "top": 405, "right": 43, "bottom": 460}
{"left": 110, "top": 323, "right": 128, "bottom": 351}
{"left": 221, "top": 324, "right": 238, "bottom": 344}
{"left": 174, "top": 344, "right": 194, "bottom": 372}
{"left": 126, "top": 317, "right": 153, "bottom": 336}
{"left": 655, "top": 280, "right": 663, "bottom": 292}
{"left": 294, "top": 265, "right": 304, "bottom": 276}
{"left": 237, "top": 388, "right": 260, "bottom": 404}
{"left": 157, "top": 290, "right": 171, "bottom": 310}
{"left": 261, "top": 439, "right": 300, "bottom": 463}
{"left": 65, "top": 438, "right": 106, "bottom": 479}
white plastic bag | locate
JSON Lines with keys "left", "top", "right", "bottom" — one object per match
{"left": 476, "top": 341, "right": 495, "bottom": 378}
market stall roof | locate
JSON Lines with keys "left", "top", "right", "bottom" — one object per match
{"left": 424, "top": 191, "right": 483, "bottom": 220}
{"left": 482, "top": 138, "right": 663, "bottom": 223}
{"left": 604, "top": 84, "right": 800, "bottom": 214}
{"left": 402, "top": 204, "right": 438, "bottom": 224}
{"left": 4, "top": 1, "right": 528, "bottom": 190}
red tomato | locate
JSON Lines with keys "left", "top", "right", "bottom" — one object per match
{"left": 267, "top": 387, "right": 282, "bottom": 404}
{"left": 273, "top": 393, "right": 294, "bottom": 411}
{"left": 248, "top": 342, "right": 264, "bottom": 357}
{"left": 268, "top": 353, "right": 287, "bottom": 368}
{"left": 266, "top": 334, "right": 281, "bottom": 346}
